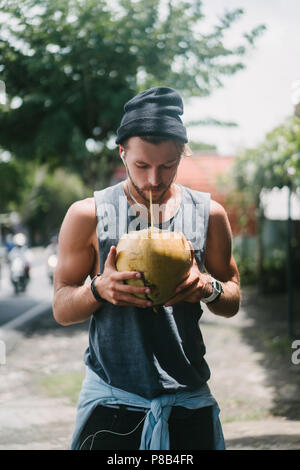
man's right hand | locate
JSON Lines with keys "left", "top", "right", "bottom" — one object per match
{"left": 95, "top": 245, "right": 153, "bottom": 308}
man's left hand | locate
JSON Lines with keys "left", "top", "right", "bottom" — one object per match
{"left": 164, "top": 244, "right": 211, "bottom": 307}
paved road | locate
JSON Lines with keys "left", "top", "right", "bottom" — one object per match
{"left": 0, "top": 248, "right": 53, "bottom": 327}
{"left": 1, "top": 288, "right": 299, "bottom": 450}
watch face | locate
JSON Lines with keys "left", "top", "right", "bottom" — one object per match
{"left": 215, "top": 281, "right": 223, "bottom": 294}
{"left": 212, "top": 280, "right": 223, "bottom": 296}
{"left": 201, "top": 278, "right": 223, "bottom": 304}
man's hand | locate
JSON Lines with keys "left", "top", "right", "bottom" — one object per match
{"left": 95, "top": 245, "right": 153, "bottom": 308}
{"left": 164, "top": 202, "right": 241, "bottom": 317}
{"left": 164, "top": 244, "right": 211, "bottom": 307}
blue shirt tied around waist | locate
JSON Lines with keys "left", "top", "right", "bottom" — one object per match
{"left": 70, "top": 366, "right": 225, "bottom": 450}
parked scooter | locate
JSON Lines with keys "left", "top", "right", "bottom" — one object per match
{"left": 10, "top": 256, "right": 29, "bottom": 294}
{"left": 46, "top": 235, "right": 58, "bottom": 284}
{"left": 8, "top": 233, "right": 31, "bottom": 294}
{"left": 47, "top": 252, "right": 57, "bottom": 284}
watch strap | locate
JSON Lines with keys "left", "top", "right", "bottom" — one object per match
{"left": 91, "top": 273, "right": 107, "bottom": 303}
{"left": 201, "top": 277, "right": 223, "bottom": 304}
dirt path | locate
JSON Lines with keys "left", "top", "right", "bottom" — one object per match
{"left": 201, "top": 290, "right": 300, "bottom": 449}
{"left": 0, "top": 288, "right": 299, "bottom": 450}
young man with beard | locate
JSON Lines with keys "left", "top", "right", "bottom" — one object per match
{"left": 53, "top": 87, "right": 240, "bottom": 450}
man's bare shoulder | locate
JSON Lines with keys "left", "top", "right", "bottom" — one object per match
{"left": 209, "top": 199, "right": 228, "bottom": 218}
{"left": 67, "top": 197, "right": 96, "bottom": 221}
{"left": 207, "top": 199, "right": 232, "bottom": 238}
{"left": 59, "top": 197, "right": 97, "bottom": 248}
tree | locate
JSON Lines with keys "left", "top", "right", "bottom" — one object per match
{"left": 231, "top": 115, "right": 300, "bottom": 291}
{"left": 0, "top": 157, "right": 29, "bottom": 212}
{"left": 21, "top": 166, "right": 90, "bottom": 244}
{"left": 0, "top": 0, "right": 265, "bottom": 187}
{"left": 233, "top": 116, "right": 300, "bottom": 199}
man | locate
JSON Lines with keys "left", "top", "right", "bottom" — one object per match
{"left": 53, "top": 87, "right": 240, "bottom": 450}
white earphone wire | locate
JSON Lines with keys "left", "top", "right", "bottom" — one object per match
{"left": 79, "top": 412, "right": 147, "bottom": 450}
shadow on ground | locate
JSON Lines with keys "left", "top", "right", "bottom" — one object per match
{"left": 18, "top": 308, "right": 90, "bottom": 338}
{"left": 226, "top": 434, "right": 300, "bottom": 450}
{"left": 0, "top": 295, "right": 40, "bottom": 326}
{"left": 23, "top": 289, "right": 300, "bottom": 423}
{"left": 240, "top": 287, "right": 300, "bottom": 420}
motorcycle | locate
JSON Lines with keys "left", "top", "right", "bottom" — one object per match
{"left": 8, "top": 233, "right": 31, "bottom": 295}
{"left": 10, "top": 255, "right": 30, "bottom": 294}
{"left": 47, "top": 252, "right": 57, "bottom": 284}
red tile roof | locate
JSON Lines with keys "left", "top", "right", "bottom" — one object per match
{"left": 175, "top": 153, "right": 235, "bottom": 197}
{"left": 175, "top": 153, "right": 256, "bottom": 235}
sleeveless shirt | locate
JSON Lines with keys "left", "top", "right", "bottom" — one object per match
{"left": 84, "top": 182, "right": 211, "bottom": 399}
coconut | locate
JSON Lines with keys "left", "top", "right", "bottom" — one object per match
{"left": 115, "top": 227, "right": 192, "bottom": 307}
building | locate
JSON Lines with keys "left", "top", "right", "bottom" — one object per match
{"left": 174, "top": 152, "right": 256, "bottom": 236}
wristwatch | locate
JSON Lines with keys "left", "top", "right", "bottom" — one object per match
{"left": 201, "top": 277, "right": 224, "bottom": 304}
{"left": 91, "top": 273, "right": 107, "bottom": 303}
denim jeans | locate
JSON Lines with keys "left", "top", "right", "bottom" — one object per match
{"left": 78, "top": 404, "right": 214, "bottom": 450}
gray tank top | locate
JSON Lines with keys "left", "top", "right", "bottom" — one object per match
{"left": 84, "top": 182, "right": 211, "bottom": 399}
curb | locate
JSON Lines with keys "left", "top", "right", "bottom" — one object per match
{"left": 0, "top": 301, "right": 52, "bottom": 355}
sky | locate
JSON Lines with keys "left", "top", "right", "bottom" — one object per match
{"left": 183, "top": 0, "right": 300, "bottom": 155}
{"left": 1, "top": 0, "right": 300, "bottom": 158}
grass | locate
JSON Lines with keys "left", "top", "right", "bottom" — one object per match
{"left": 38, "top": 371, "right": 84, "bottom": 405}
{"left": 220, "top": 398, "right": 272, "bottom": 423}
{"left": 265, "top": 334, "right": 292, "bottom": 354}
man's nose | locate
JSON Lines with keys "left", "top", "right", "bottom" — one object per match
{"left": 148, "top": 168, "right": 160, "bottom": 186}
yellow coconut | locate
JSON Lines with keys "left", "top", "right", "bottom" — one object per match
{"left": 115, "top": 227, "right": 192, "bottom": 306}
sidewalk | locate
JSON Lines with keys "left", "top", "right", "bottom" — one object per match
{"left": 0, "top": 287, "right": 299, "bottom": 450}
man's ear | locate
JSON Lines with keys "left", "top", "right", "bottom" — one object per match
{"left": 119, "top": 145, "right": 125, "bottom": 160}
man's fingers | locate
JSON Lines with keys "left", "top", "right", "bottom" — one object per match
{"left": 188, "top": 240, "right": 194, "bottom": 259}
{"left": 117, "top": 282, "right": 151, "bottom": 296}
{"left": 105, "top": 247, "right": 143, "bottom": 281}
{"left": 166, "top": 278, "right": 199, "bottom": 306}
{"left": 164, "top": 290, "right": 186, "bottom": 307}
{"left": 165, "top": 289, "right": 195, "bottom": 307}
{"left": 175, "top": 274, "right": 197, "bottom": 294}
{"left": 112, "top": 292, "right": 152, "bottom": 308}
{"left": 111, "top": 270, "right": 142, "bottom": 281}
{"left": 104, "top": 245, "right": 117, "bottom": 268}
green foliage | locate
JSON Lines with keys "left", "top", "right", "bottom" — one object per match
{"left": 232, "top": 236, "right": 257, "bottom": 286}
{"left": 21, "top": 166, "right": 90, "bottom": 243}
{"left": 186, "top": 117, "right": 238, "bottom": 127}
{"left": 188, "top": 141, "right": 217, "bottom": 152}
{"left": 0, "top": 0, "right": 265, "bottom": 186}
{"left": 233, "top": 116, "right": 300, "bottom": 203}
{"left": 230, "top": 116, "right": 300, "bottom": 293}
{"left": 261, "top": 249, "right": 287, "bottom": 293}
{"left": 233, "top": 253, "right": 257, "bottom": 286}
{"left": 233, "top": 242, "right": 289, "bottom": 292}
{"left": 0, "top": 157, "right": 29, "bottom": 212}
{"left": 38, "top": 371, "right": 84, "bottom": 405}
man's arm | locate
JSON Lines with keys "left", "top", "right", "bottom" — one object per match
{"left": 53, "top": 198, "right": 101, "bottom": 326}
{"left": 165, "top": 200, "right": 240, "bottom": 318}
{"left": 203, "top": 200, "right": 240, "bottom": 317}
{"left": 53, "top": 198, "right": 154, "bottom": 326}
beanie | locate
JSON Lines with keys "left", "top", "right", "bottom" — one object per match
{"left": 115, "top": 86, "right": 188, "bottom": 144}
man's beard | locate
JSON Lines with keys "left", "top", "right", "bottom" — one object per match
{"left": 125, "top": 166, "right": 172, "bottom": 205}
